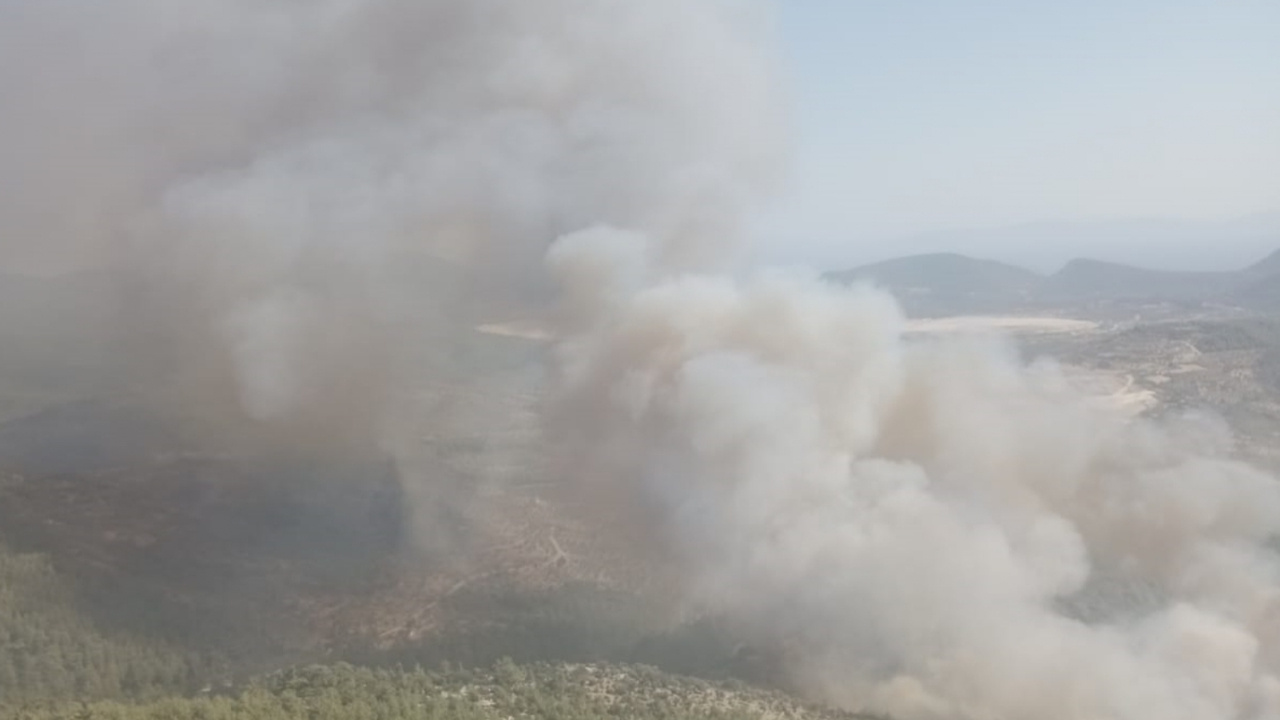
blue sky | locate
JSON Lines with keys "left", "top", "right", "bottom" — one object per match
{"left": 755, "top": 1, "right": 1280, "bottom": 267}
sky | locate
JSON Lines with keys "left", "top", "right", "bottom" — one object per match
{"left": 752, "top": 0, "right": 1280, "bottom": 269}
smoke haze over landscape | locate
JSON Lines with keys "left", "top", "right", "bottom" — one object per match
{"left": 2, "top": 2, "right": 1280, "bottom": 719}
{"left": 0, "top": 0, "right": 780, "bottom": 448}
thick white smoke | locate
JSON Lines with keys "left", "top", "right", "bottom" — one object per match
{"left": 0, "top": 0, "right": 781, "bottom": 531}
{"left": 6, "top": 1, "right": 1280, "bottom": 718}
{"left": 548, "top": 229, "right": 1280, "bottom": 719}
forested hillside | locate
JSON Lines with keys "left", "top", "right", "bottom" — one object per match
{"left": 0, "top": 543, "right": 224, "bottom": 705}
{"left": 2, "top": 659, "right": 866, "bottom": 720}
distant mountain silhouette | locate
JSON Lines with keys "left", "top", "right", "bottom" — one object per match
{"left": 1232, "top": 253, "right": 1280, "bottom": 310}
{"left": 825, "top": 253, "right": 1042, "bottom": 316}
{"left": 1245, "top": 248, "right": 1280, "bottom": 277}
{"left": 827, "top": 246, "right": 1280, "bottom": 316}
{"left": 1039, "top": 259, "right": 1237, "bottom": 304}
{"left": 883, "top": 214, "right": 1280, "bottom": 274}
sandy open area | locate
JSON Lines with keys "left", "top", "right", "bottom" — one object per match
{"left": 1063, "top": 368, "right": 1158, "bottom": 416}
{"left": 475, "top": 322, "right": 554, "bottom": 341}
{"left": 905, "top": 316, "right": 1099, "bottom": 335}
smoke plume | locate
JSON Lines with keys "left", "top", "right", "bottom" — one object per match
{"left": 0, "top": 0, "right": 780, "bottom": 539}
{"left": 4, "top": 1, "right": 1280, "bottom": 719}
{"left": 547, "top": 235, "right": 1280, "bottom": 719}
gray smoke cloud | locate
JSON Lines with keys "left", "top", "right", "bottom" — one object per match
{"left": 547, "top": 235, "right": 1280, "bottom": 719}
{"left": 0, "top": 0, "right": 781, "bottom": 540}
{"left": 6, "top": 1, "right": 1280, "bottom": 719}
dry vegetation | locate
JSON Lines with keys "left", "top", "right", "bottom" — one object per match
{"left": 5, "top": 660, "right": 873, "bottom": 720}
{"left": 1021, "top": 316, "right": 1280, "bottom": 469}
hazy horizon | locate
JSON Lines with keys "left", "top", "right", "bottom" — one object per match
{"left": 2, "top": 1, "right": 1276, "bottom": 278}
{"left": 770, "top": 210, "right": 1280, "bottom": 275}
{"left": 751, "top": 0, "right": 1280, "bottom": 271}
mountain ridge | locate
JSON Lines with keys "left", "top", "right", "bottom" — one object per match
{"left": 827, "top": 247, "right": 1280, "bottom": 316}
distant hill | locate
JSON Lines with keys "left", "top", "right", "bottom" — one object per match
{"left": 1039, "top": 259, "right": 1238, "bottom": 305}
{"left": 1207, "top": 249, "right": 1280, "bottom": 312}
{"left": 826, "top": 253, "right": 1042, "bottom": 316}
{"left": 1246, "top": 248, "right": 1280, "bottom": 277}
{"left": 1232, "top": 271, "right": 1280, "bottom": 311}
{"left": 827, "top": 246, "right": 1280, "bottom": 317}
{"left": 879, "top": 214, "right": 1280, "bottom": 274}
